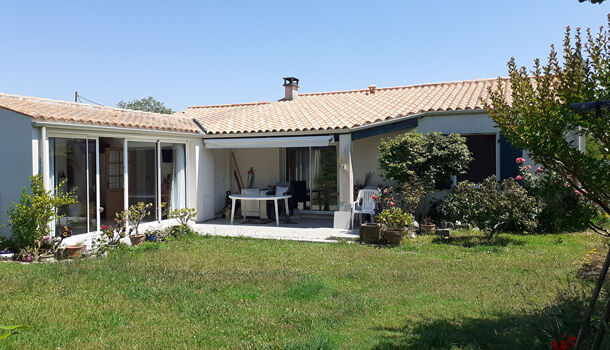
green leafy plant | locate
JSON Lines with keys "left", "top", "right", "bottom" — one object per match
{"left": 375, "top": 207, "right": 414, "bottom": 230}
{"left": 376, "top": 177, "right": 427, "bottom": 217}
{"left": 119, "top": 202, "right": 153, "bottom": 236}
{"left": 378, "top": 132, "right": 472, "bottom": 191}
{"left": 0, "top": 324, "right": 28, "bottom": 341}
{"left": 168, "top": 207, "right": 197, "bottom": 228}
{"left": 484, "top": 20, "right": 610, "bottom": 236}
{"left": 5, "top": 175, "right": 78, "bottom": 251}
{"left": 437, "top": 176, "right": 539, "bottom": 236}
{"left": 517, "top": 162, "right": 599, "bottom": 233}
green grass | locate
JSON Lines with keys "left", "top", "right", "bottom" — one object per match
{"left": 0, "top": 231, "right": 602, "bottom": 349}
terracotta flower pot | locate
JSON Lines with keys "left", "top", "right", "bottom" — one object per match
{"left": 420, "top": 224, "right": 436, "bottom": 233}
{"left": 359, "top": 223, "right": 381, "bottom": 243}
{"left": 382, "top": 228, "right": 404, "bottom": 245}
{"left": 64, "top": 245, "right": 83, "bottom": 259}
{"left": 129, "top": 234, "right": 146, "bottom": 246}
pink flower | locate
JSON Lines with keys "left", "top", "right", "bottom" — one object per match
{"left": 515, "top": 157, "right": 525, "bottom": 164}
{"left": 516, "top": 175, "right": 523, "bottom": 181}
{"left": 102, "top": 225, "right": 108, "bottom": 230}
{"left": 371, "top": 195, "right": 377, "bottom": 200}
{"left": 526, "top": 165, "right": 531, "bottom": 169}
{"left": 389, "top": 201, "right": 394, "bottom": 207}
{"left": 43, "top": 235, "right": 51, "bottom": 243}
{"left": 383, "top": 188, "right": 388, "bottom": 194}
{"left": 535, "top": 166, "right": 544, "bottom": 173}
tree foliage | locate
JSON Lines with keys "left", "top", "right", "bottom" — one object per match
{"left": 117, "top": 96, "right": 174, "bottom": 114}
{"left": 5, "top": 175, "right": 78, "bottom": 250}
{"left": 484, "top": 19, "right": 610, "bottom": 236}
{"left": 378, "top": 132, "right": 472, "bottom": 190}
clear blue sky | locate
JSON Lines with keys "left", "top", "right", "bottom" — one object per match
{"left": 1, "top": 1, "right": 608, "bottom": 111}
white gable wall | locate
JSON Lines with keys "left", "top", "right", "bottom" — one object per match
{"left": 0, "top": 109, "right": 34, "bottom": 236}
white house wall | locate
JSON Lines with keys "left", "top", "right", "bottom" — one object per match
{"left": 415, "top": 112, "right": 498, "bottom": 134}
{"left": 230, "top": 148, "right": 281, "bottom": 193}
{"left": 212, "top": 148, "right": 230, "bottom": 214}
{"left": 193, "top": 139, "right": 215, "bottom": 222}
{"left": 352, "top": 129, "right": 404, "bottom": 187}
{"left": 0, "top": 109, "right": 33, "bottom": 236}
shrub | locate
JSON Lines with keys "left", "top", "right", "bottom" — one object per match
{"left": 437, "top": 176, "right": 539, "bottom": 235}
{"left": 376, "top": 177, "right": 426, "bottom": 217}
{"left": 376, "top": 207, "right": 414, "bottom": 230}
{"left": 5, "top": 175, "right": 78, "bottom": 251}
{"left": 168, "top": 207, "right": 197, "bottom": 228}
{"left": 517, "top": 164, "right": 598, "bottom": 233}
{"left": 378, "top": 132, "right": 472, "bottom": 190}
{"left": 119, "top": 202, "right": 153, "bottom": 236}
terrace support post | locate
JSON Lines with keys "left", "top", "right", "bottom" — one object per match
{"left": 334, "top": 134, "right": 353, "bottom": 229}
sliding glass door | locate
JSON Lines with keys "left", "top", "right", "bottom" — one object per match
{"left": 285, "top": 146, "right": 337, "bottom": 212}
{"left": 50, "top": 137, "right": 97, "bottom": 235}
{"left": 48, "top": 136, "right": 187, "bottom": 235}
{"left": 128, "top": 141, "right": 158, "bottom": 223}
{"left": 161, "top": 143, "right": 186, "bottom": 219}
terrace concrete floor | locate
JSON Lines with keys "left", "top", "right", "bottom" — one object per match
{"left": 193, "top": 215, "right": 358, "bottom": 243}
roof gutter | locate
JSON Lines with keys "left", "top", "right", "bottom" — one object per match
{"left": 200, "top": 108, "right": 488, "bottom": 139}
{"left": 31, "top": 120, "right": 204, "bottom": 138}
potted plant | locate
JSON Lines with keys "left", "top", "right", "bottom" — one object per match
{"left": 359, "top": 222, "right": 381, "bottom": 243}
{"left": 64, "top": 242, "right": 84, "bottom": 259}
{"left": 420, "top": 217, "right": 436, "bottom": 233}
{"left": 376, "top": 207, "right": 413, "bottom": 245}
{"left": 118, "top": 202, "right": 153, "bottom": 246}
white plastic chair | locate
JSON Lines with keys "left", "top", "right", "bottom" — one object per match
{"left": 351, "top": 188, "right": 380, "bottom": 229}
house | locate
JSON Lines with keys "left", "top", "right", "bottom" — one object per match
{"left": 0, "top": 76, "right": 567, "bottom": 238}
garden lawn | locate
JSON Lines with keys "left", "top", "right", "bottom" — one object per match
{"left": 0, "top": 231, "right": 602, "bottom": 349}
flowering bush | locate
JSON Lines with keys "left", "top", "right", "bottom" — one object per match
{"left": 515, "top": 161, "right": 599, "bottom": 233}
{"left": 376, "top": 178, "right": 426, "bottom": 216}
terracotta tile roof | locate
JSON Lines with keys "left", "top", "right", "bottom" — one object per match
{"left": 0, "top": 92, "right": 201, "bottom": 134}
{"left": 179, "top": 77, "right": 511, "bottom": 135}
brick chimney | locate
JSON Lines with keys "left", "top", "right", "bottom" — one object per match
{"left": 283, "top": 77, "right": 299, "bottom": 100}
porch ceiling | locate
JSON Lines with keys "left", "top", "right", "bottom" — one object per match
{"left": 204, "top": 135, "right": 333, "bottom": 149}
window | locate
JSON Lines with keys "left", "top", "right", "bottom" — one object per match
{"left": 50, "top": 137, "right": 97, "bottom": 234}
{"left": 161, "top": 143, "right": 186, "bottom": 219}
{"left": 458, "top": 134, "right": 496, "bottom": 183}
{"left": 285, "top": 146, "right": 337, "bottom": 211}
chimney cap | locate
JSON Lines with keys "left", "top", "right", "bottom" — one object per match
{"left": 368, "top": 84, "right": 376, "bottom": 94}
{"left": 283, "top": 77, "right": 299, "bottom": 86}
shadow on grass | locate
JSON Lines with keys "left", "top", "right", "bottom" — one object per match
{"left": 431, "top": 234, "right": 525, "bottom": 248}
{"left": 371, "top": 284, "right": 604, "bottom": 350}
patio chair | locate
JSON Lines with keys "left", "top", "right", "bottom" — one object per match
{"left": 351, "top": 188, "right": 380, "bottom": 229}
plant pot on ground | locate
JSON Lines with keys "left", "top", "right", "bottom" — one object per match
{"left": 382, "top": 228, "right": 404, "bottom": 245}
{"left": 64, "top": 245, "right": 83, "bottom": 259}
{"left": 375, "top": 207, "right": 413, "bottom": 246}
{"left": 129, "top": 234, "right": 145, "bottom": 246}
{"left": 359, "top": 223, "right": 381, "bottom": 243}
{"left": 420, "top": 218, "right": 436, "bottom": 233}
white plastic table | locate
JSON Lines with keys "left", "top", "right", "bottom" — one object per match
{"left": 229, "top": 194, "right": 292, "bottom": 226}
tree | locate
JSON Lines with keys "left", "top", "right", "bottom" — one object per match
{"left": 484, "top": 19, "right": 610, "bottom": 348}
{"left": 484, "top": 20, "right": 610, "bottom": 236}
{"left": 378, "top": 132, "right": 472, "bottom": 191}
{"left": 578, "top": 0, "right": 606, "bottom": 3}
{"left": 116, "top": 96, "right": 174, "bottom": 114}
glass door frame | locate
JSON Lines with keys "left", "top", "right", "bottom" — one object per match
{"left": 47, "top": 132, "right": 100, "bottom": 236}
{"left": 281, "top": 143, "right": 338, "bottom": 214}
{"left": 125, "top": 138, "right": 189, "bottom": 222}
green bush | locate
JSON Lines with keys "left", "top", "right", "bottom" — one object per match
{"left": 437, "top": 176, "right": 539, "bottom": 235}
{"left": 518, "top": 164, "right": 598, "bottom": 233}
{"left": 378, "top": 132, "right": 472, "bottom": 190}
{"left": 5, "top": 175, "right": 77, "bottom": 251}
{"left": 375, "top": 207, "right": 414, "bottom": 230}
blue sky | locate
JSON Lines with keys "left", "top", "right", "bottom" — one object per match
{"left": 1, "top": 1, "right": 608, "bottom": 111}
